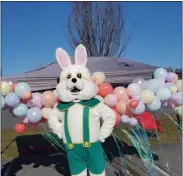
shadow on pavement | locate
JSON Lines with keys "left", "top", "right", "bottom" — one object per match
{"left": 1, "top": 134, "right": 159, "bottom": 176}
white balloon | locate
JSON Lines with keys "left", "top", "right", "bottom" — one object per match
{"left": 121, "top": 115, "right": 130, "bottom": 124}
{"left": 147, "top": 96, "right": 161, "bottom": 111}
{"left": 131, "top": 101, "right": 145, "bottom": 115}
{"left": 146, "top": 79, "right": 161, "bottom": 94}
{"left": 156, "top": 87, "right": 171, "bottom": 101}
{"left": 42, "top": 107, "right": 52, "bottom": 119}
{"left": 129, "top": 118, "right": 138, "bottom": 126}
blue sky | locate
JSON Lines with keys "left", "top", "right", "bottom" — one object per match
{"left": 2, "top": 1, "right": 182, "bottom": 76}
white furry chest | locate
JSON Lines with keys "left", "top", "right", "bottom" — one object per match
{"left": 62, "top": 104, "right": 101, "bottom": 144}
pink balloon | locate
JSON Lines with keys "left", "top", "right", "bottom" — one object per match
{"left": 157, "top": 78, "right": 165, "bottom": 88}
{"left": 172, "top": 73, "right": 178, "bottom": 83}
{"left": 115, "top": 100, "right": 128, "bottom": 115}
{"left": 27, "top": 93, "right": 43, "bottom": 108}
{"left": 113, "top": 87, "right": 129, "bottom": 101}
{"left": 104, "top": 94, "right": 118, "bottom": 107}
{"left": 112, "top": 108, "right": 121, "bottom": 126}
{"left": 127, "top": 83, "right": 141, "bottom": 97}
{"left": 41, "top": 91, "right": 57, "bottom": 108}
{"left": 98, "top": 83, "right": 113, "bottom": 97}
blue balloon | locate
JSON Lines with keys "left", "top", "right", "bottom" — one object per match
{"left": 147, "top": 96, "right": 161, "bottom": 111}
{"left": 146, "top": 79, "right": 161, "bottom": 94}
{"left": 1, "top": 96, "right": 5, "bottom": 109}
{"left": 165, "top": 82, "right": 174, "bottom": 89}
{"left": 5, "top": 92, "right": 20, "bottom": 108}
{"left": 15, "top": 82, "right": 31, "bottom": 98}
{"left": 27, "top": 107, "right": 42, "bottom": 123}
{"left": 154, "top": 68, "right": 167, "bottom": 79}
{"left": 131, "top": 101, "right": 145, "bottom": 115}
{"left": 13, "top": 103, "right": 28, "bottom": 117}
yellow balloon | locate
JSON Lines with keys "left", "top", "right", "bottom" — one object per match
{"left": 92, "top": 72, "right": 105, "bottom": 85}
{"left": 176, "top": 80, "right": 182, "bottom": 91}
{"left": 170, "top": 86, "right": 177, "bottom": 93}
{"left": 1, "top": 81, "right": 11, "bottom": 96}
{"left": 140, "top": 90, "right": 155, "bottom": 104}
{"left": 42, "top": 107, "right": 52, "bottom": 119}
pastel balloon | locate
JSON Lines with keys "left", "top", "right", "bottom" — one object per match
{"left": 5, "top": 92, "right": 20, "bottom": 108}
{"left": 176, "top": 80, "right": 182, "bottom": 91}
{"left": 129, "top": 99, "right": 139, "bottom": 108}
{"left": 156, "top": 88, "right": 171, "bottom": 101}
{"left": 175, "top": 92, "right": 182, "bottom": 105}
{"left": 146, "top": 79, "right": 161, "bottom": 94}
{"left": 140, "top": 90, "right": 155, "bottom": 104}
{"left": 91, "top": 72, "right": 105, "bottom": 85}
{"left": 132, "top": 78, "right": 145, "bottom": 86}
{"left": 140, "top": 80, "right": 148, "bottom": 90}
{"left": 13, "top": 103, "right": 28, "bottom": 117}
{"left": 165, "top": 82, "right": 174, "bottom": 89}
{"left": 116, "top": 100, "right": 127, "bottom": 114}
{"left": 113, "top": 87, "right": 129, "bottom": 101}
{"left": 104, "top": 94, "right": 118, "bottom": 108}
{"left": 41, "top": 107, "right": 52, "bottom": 119}
{"left": 1, "top": 96, "right": 5, "bottom": 109}
{"left": 41, "top": 91, "right": 57, "bottom": 108}
{"left": 131, "top": 101, "right": 145, "bottom": 115}
{"left": 167, "top": 99, "right": 177, "bottom": 109}
{"left": 172, "top": 73, "right": 178, "bottom": 83}
{"left": 27, "top": 107, "right": 42, "bottom": 123}
{"left": 170, "top": 92, "right": 180, "bottom": 102}
{"left": 154, "top": 68, "right": 167, "bottom": 79}
{"left": 98, "top": 83, "right": 113, "bottom": 97}
{"left": 95, "top": 95, "right": 104, "bottom": 102}
{"left": 166, "top": 72, "right": 176, "bottom": 82}
{"left": 15, "top": 82, "right": 31, "bottom": 99}
{"left": 27, "top": 92, "right": 43, "bottom": 108}
{"left": 129, "top": 118, "right": 138, "bottom": 126}
{"left": 127, "top": 83, "right": 141, "bottom": 97}
{"left": 121, "top": 115, "right": 130, "bottom": 124}
{"left": 157, "top": 77, "right": 165, "bottom": 87}
{"left": 14, "top": 123, "right": 26, "bottom": 134}
{"left": 147, "top": 96, "right": 161, "bottom": 111}
{"left": 132, "top": 95, "right": 140, "bottom": 100}
{"left": 169, "top": 85, "right": 177, "bottom": 93}
{"left": 112, "top": 109, "right": 121, "bottom": 126}
{"left": 1, "top": 81, "right": 11, "bottom": 96}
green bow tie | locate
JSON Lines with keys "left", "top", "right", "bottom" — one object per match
{"left": 57, "top": 98, "right": 100, "bottom": 111}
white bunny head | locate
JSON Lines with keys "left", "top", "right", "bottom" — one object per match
{"left": 56, "top": 44, "right": 97, "bottom": 102}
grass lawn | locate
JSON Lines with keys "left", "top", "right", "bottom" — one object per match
{"left": 1, "top": 118, "right": 181, "bottom": 160}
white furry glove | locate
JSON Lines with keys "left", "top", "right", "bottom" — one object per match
{"left": 47, "top": 108, "right": 64, "bottom": 139}
{"left": 100, "top": 136, "right": 105, "bottom": 143}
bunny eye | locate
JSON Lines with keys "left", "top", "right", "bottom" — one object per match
{"left": 67, "top": 73, "right": 72, "bottom": 79}
{"left": 77, "top": 73, "right": 82, "bottom": 79}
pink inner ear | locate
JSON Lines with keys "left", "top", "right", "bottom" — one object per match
{"left": 77, "top": 48, "right": 85, "bottom": 65}
{"left": 58, "top": 53, "right": 70, "bottom": 67}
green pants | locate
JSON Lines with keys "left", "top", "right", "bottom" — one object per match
{"left": 64, "top": 141, "right": 105, "bottom": 175}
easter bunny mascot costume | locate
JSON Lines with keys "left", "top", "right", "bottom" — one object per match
{"left": 48, "top": 44, "right": 116, "bottom": 176}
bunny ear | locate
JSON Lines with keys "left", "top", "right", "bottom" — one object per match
{"left": 56, "top": 48, "right": 71, "bottom": 69}
{"left": 75, "top": 44, "right": 88, "bottom": 67}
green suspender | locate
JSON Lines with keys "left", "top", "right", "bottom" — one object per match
{"left": 64, "top": 110, "right": 74, "bottom": 149}
{"left": 83, "top": 107, "right": 91, "bottom": 147}
{"left": 64, "top": 107, "right": 91, "bottom": 149}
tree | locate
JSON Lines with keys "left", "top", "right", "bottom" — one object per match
{"left": 67, "top": 2, "right": 132, "bottom": 57}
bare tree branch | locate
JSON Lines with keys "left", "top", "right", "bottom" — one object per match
{"left": 67, "top": 2, "right": 132, "bottom": 57}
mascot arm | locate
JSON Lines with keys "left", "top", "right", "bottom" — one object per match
{"left": 99, "top": 103, "right": 116, "bottom": 142}
{"left": 47, "top": 108, "right": 64, "bottom": 139}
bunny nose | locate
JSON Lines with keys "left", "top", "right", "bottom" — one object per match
{"left": 72, "top": 78, "right": 77, "bottom": 83}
